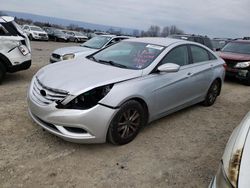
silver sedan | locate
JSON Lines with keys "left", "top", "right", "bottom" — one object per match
{"left": 27, "top": 38, "right": 225, "bottom": 145}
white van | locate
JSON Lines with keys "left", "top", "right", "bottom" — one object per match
{"left": 0, "top": 16, "right": 31, "bottom": 83}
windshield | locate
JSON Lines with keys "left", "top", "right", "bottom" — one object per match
{"left": 221, "top": 42, "right": 250, "bottom": 55}
{"left": 81, "top": 36, "right": 111, "bottom": 49}
{"left": 88, "top": 41, "right": 164, "bottom": 70}
{"left": 30, "top": 26, "right": 43, "bottom": 32}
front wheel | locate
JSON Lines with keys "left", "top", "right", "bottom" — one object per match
{"left": 107, "top": 100, "right": 146, "bottom": 145}
{"left": 202, "top": 80, "right": 221, "bottom": 106}
{"left": 0, "top": 62, "right": 6, "bottom": 84}
{"left": 243, "top": 71, "right": 250, "bottom": 86}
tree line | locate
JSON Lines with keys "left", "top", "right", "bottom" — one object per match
{"left": 0, "top": 11, "right": 184, "bottom": 37}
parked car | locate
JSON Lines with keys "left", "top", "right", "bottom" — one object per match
{"left": 43, "top": 27, "right": 68, "bottom": 42}
{"left": 28, "top": 38, "right": 225, "bottom": 145}
{"left": 63, "top": 30, "right": 88, "bottom": 43}
{"left": 217, "top": 40, "right": 250, "bottom": 85}
{"left": 212, "top": 38, "right": 232, "bottom": 51}
{"left": 209, "top": 112, "right": 250, "bottom": 188}
{"left": 22, "top": 25, "right": 48, "bottom": 41}
{"left": 50, "top": 35, "right": 131, "bottom": 63}
{"left": 0, "top": 16, "right": 31, "bottom": 83}
{"left": 169, "top": 34, "right": 213, "bottom": 50}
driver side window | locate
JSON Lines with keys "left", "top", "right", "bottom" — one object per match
{"left": 160, "top": 45, "right": 189, "bottom": 66}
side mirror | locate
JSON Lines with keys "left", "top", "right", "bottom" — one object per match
{"left": 157, "top": 63, "right": 180, "bottom": 73}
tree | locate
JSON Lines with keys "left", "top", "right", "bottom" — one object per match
{"left": 147, "top": 25, "right": 161, "bottom": 37}
{"left": 161, "top": 26, "right": 170, "bottom": 37}
{"left": 169, "top": 25, "right": 184, "bottom": 35}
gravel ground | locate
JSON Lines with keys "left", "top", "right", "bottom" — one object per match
{"left": 0, "top": 41, "right": 250, "bottom": 188}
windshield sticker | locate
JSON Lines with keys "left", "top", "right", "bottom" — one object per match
{"left": 146, "top": 44, "right": 164, "bottom": 51}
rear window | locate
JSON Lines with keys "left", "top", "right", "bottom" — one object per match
{"left": 190, "top": 45, "right": 210, "bottom": 63}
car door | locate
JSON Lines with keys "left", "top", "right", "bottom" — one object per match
{"left": 187, "top": 44, "right": 215, "bottom": 99}
{"left": 153, "top": 45, "right": 199, "bottom": 117}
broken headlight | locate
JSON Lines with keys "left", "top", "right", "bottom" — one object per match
{"left": 57, "top": 84, "right": 113, "bottom": 110}
{"left": 62, "top": 54, "right": 75, "bottom": 60}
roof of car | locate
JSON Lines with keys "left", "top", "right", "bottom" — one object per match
{"left": 125, "top": 37, "right": 183, "bottom": 47}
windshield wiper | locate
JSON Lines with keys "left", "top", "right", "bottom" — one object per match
{"left": 88, "top": 56, "right": 99, "bottom": 62}
{"left": 81, "top": 45, "right": 99, "bottom": 49}
{"left": 98, "top": 59, "right": 128, "bottom": 68}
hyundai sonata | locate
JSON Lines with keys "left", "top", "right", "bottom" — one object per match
{"left": 28, "top": 38, "right": 225, "bottom": 145}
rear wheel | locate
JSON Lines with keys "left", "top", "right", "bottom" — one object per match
{"left": 107, "top": 100, "right": 146, "bottom": 145}
{"left": 202, "top": 80, "right": 221, "bottom": 106}
{"left": 74, "top": 38, "right": 78, "bottom": 43}
{"left": 0, "top": 62, "right": 6, "bottom": 84}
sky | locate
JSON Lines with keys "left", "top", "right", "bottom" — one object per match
{"left": 1, "top": 0, "right": 250, "bottom": 38}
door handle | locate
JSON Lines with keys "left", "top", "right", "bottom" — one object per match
{"left": 187, "top": 72, "right": 193, "bottom": 77}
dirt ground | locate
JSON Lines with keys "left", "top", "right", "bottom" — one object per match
{"left": 0, "top": 41, "right": 249, "bottom": 188}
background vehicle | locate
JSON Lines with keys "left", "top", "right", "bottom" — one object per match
{"left": 43, "top": 27, "right": 68, "bottom": 42}
{"left": 169, "top": 34, "right": 213, "bottom": 50}
{"left": 211, "top": 38, "right": 232, "bottom": 51}
{"left": 209, "top": 112, "right": 250, "bottom": 188}
{"left": 63, "top": 30, "right": 88, "bottom": 42}
{"left": 50, "top": 35, "right": 131, "bottom": 63}
{"left": 22, "top": 25, "right": 48, "bottom": 41}
{"left": 0, "top": 16, "right": 31, "bottom": 83}
{"left": 217, "top": 40, "right": 250, "bottom": 85}
{"left": 28, "top": 38, "right": 225, "bottom": 145}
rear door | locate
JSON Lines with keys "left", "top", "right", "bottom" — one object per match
{"left": 187, "top": 44, "right": 216, "bottom": 98}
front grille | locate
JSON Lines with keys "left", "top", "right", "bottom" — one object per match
{"left": 39, "top": 33, "right": 46, "bottom": 37}
{"left": 32, "top": 77, "right": 69, "bottom": 105}
{"left": 51, "top": 53, "right": 61, "bottom": 59}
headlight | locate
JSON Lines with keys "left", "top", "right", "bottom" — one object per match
{"left": 56, "top": 84, "right": 113, "bottom": 110}
{"left": 227, "top": 149, "right": 243, "bottom": 187}
{"left": 33, "top": 32, "right": 38, "bottom": 35}
{"left": 234, "top": 61, "right": 250, "bottom": 68}
{"left": 222, "top": 112, "right": 250, "bottom": 187}
{"left": 62, "top": 54, "right": 75, "bottom": 60}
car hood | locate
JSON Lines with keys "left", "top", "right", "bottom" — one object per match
{"left": 36, "top": 58, "right": 142, "bottom": 95}
{"left": 53, "top": 46, "right": 96, "bottom": 56}
{"left": 217, "top": 51, "right": 250, "bottom": 61}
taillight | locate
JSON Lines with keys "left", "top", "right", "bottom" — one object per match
{"left": 223, "top": 63, "right": 227, "bottom": 69}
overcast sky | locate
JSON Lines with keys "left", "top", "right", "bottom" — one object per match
{"left": 1, "top": 0, "right": 250, "bottom": 37}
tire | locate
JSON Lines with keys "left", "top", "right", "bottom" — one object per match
{"left": 243, "top": 71, "right": 250, "bottom": 86}
{"left": 54, "top": 37, "right": 57, "bottom": 42}
{"left": 202, "top": 80, "right": 221, "bottom": 106}
{"left": 0, "top": 62, "right": 6, "bottom": 84}
{"left": 107, "top": 100, "right": 146, "bottom": 145}
{"left": 74, "top": 38, "right": 78, "bottom": 43}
